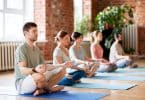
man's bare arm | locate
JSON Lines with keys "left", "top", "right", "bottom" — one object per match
{"left": 18, "top": 61, "right": 34, "bottom": 75}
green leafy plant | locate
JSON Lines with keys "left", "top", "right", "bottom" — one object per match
{"left": 74, "top": 15, "right": 92, "bottom": 35}
{"left": 124, "top": 48, "right": 135, "bottom": 54}
{"left": 95, "top": 4, "right": 134, "bottom": 49}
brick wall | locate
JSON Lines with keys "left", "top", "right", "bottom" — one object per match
{"left": 34, "top": 0, "right": 73, "bottom": 60}
{"left": 34, "top": 0, "right": 145, "bottom": 60}
{"left": 34, "top": 0, "right": 46, "bottom": 59}
{"left": 34, "top": 0, "right": 46, "bottom": 36}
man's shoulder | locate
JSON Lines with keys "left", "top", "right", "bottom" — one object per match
{"left": 16, "top": 43, "right": 27, "bottom": 52}
{"left": 34, "top": 45, "right": 40, "bottom": 51}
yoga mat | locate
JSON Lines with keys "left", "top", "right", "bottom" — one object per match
{"left": 109, "top": 69, "right": 145, "bottom": 74}
{"left": 72, "top": 83, "right": 136, "bottom": 90}
{"left": 96, "top": 71, "right": 145, "bottom": 76}
{"left": 128, "top": 67, "right": 145, "bottom": 70}
{"left": 92, "top": 75, "right": 145, "bottom": 81}
{"left": 95, "top": 68, "right": 145, "bottom": 76}
{"left": 0, "top": 87, "right": 107, "bottom": 100}
{"left": 117, "top": 68, "right": 145, "bottom": 72}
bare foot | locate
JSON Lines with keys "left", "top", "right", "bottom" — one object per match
{"left": 87, "top": 67, "right": 97, "bottom": 77}
{"left": 49, "top": 85, "right": 64, "bottom": 93}
{"left": 128, "top": 64, "right": 138, "bottom": 68}
{"left": 132, "top": 64, "right": 138, "bottom": 68}
{"left": 33, "top": 89, "right": 46, "bottom": 96}
{"left": 75, "top": 80, "right": 81, "bottom": 83}
{"left": 87, "top": 72, "right": 95, "bottom": 78}
{"left": 86, "top": 70, "right": 95, "bottom": 78}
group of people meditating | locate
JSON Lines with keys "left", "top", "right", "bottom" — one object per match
{"left": 14, "top": 22, "right": 137, "bottom": 96}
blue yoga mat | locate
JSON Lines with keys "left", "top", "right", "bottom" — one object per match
{"left": 117, "top": 68, "right": 145, "bottom": 72}
{"left": 93, "top": 74, "right": 145, "bottom": 81}
{"left": 97, "top": 71, "right": 145, "bottom": 76}
{"left": 0, "top": 87, "right": 107, "bottom": 100}
{"left": 112, "top": 69, "right": 136, "bottom": 73}
{"left": 72, "top": 83, "right": 136, "bottom": 90}
{"left": 95, "top": 68, "right": 145, "bottom": 76}
{"left": 107, "top": 69, "right": 145, "bottom": 74}
{"left": 126, "top": 67, "right": 145, "bottom": 70}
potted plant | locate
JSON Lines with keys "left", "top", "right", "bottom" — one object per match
{"left": 95, "top": 4, "right": 134, "bottom": 49}
{"left": 94, "top": 4, "right": 134, "bottom": 59}
{"left": 74, "top": 15, "right": 92, "bottom": 41}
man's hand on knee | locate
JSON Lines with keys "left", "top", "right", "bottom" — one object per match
{"left": 35, "top": 64, "right": 47, "bottom": 73}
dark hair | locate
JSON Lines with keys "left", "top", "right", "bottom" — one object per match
{"left": 71, "top": 32, "right": 83, "bottom": 40}
{"left": 23, "top": 22, "right": 37, "bottom": 35}
{"left": 114, "top": 33, "right": 121, "bottom": 39}
{"left": 55, "top": 30, "right": 68, "bottom": 42}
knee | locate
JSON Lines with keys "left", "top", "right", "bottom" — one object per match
{"left": 59, "top": 68, "right": 66, "bottom": 76}
{"left": 117, "top": 64, "right": 126, "bottom": 68}
{"left": 58, "top": 77, "right": 74, "bottom": 86}
{"left": 78, "top": 70, "right": 86, "bottom": 77}
{"left": 32, "top": 73, "right": 46, "bottom": 82}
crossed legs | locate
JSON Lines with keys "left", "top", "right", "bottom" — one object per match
{"left": 32, "top": 68, "right": 66, "bottom": 96}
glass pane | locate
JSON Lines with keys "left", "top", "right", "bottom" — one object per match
{"left": 24, "top": 0, "right": 34, "bottom": 22}
{"left": 0, "top": 0, "right": 4, "bottom": 10}
{"left": 7, "top": 0, "right": 23, "bottom": 10}
{"left": 0, "top": 12, "right": 3, "bottom": 39}
{"left": 5, "top": 13, "right": 24, "bottom": 41}
{"left": 74, "top": 0, "right": 83, "bottom": 22}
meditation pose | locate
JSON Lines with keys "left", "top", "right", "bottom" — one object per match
{"left": 53, "top": 31, "right": 86, "bottom": 86}
{"left": 15, "top": 22, "right": 72, "bottom": 96}
{"left": 90, "top": 31, "right": 117, "bottom": 72}
{"left": 69, "top": 32, "right": 99, "bottom": 77}
{"left": 109, "top": 33, "right": 138, "bottom": 68}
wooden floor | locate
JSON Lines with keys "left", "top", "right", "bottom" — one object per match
{"left": 0, "top": 59, "right": 145, "bottom": 100}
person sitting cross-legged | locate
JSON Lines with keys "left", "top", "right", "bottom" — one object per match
{"left": 53, "top": 31, "right": 86, "bottom": 86}
{"left": 69, "top": 32, "right": 99, "bottom": 78}
{"left": 15, "top": 22, "right": 72, "bottom": 96}
{"left": 109, "top": 33, "right": 138, "bottom": 68}
{"left": 90, "top": 31, "right": 117, "bottom": 72}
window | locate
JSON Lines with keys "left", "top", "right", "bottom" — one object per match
{"left": 74, "top": 0, "right": 83, "bottom": 22}
{"left": 7, "top": 0, "right": 23, "bottom": 10}
{"left": 5, "top": 14, "right": 23, "bottom": 40}
{"left": 0, "top": 0, "right": 4, "bottom": 10}
{"left": 0, "top": 12, "right": 3, "bottom": 39}
{"left": 73, "top": 0, "right": 83, "bottom": 31}
{"left": 0, "top": 0, "right": 4, "bottom": 39}
{"left": 0, "top": 0, "right": 34, "bottom": 41}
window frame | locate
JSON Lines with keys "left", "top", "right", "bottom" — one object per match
{"left": 0, "top": 0, "right": 34, "bottom": 41}
{"left": 73, "top": 0, "right": 83, "bottom": 23}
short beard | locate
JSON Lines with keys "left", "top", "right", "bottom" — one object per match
{"left": 29, "top": 38, "right": 37, "bottom": 42}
